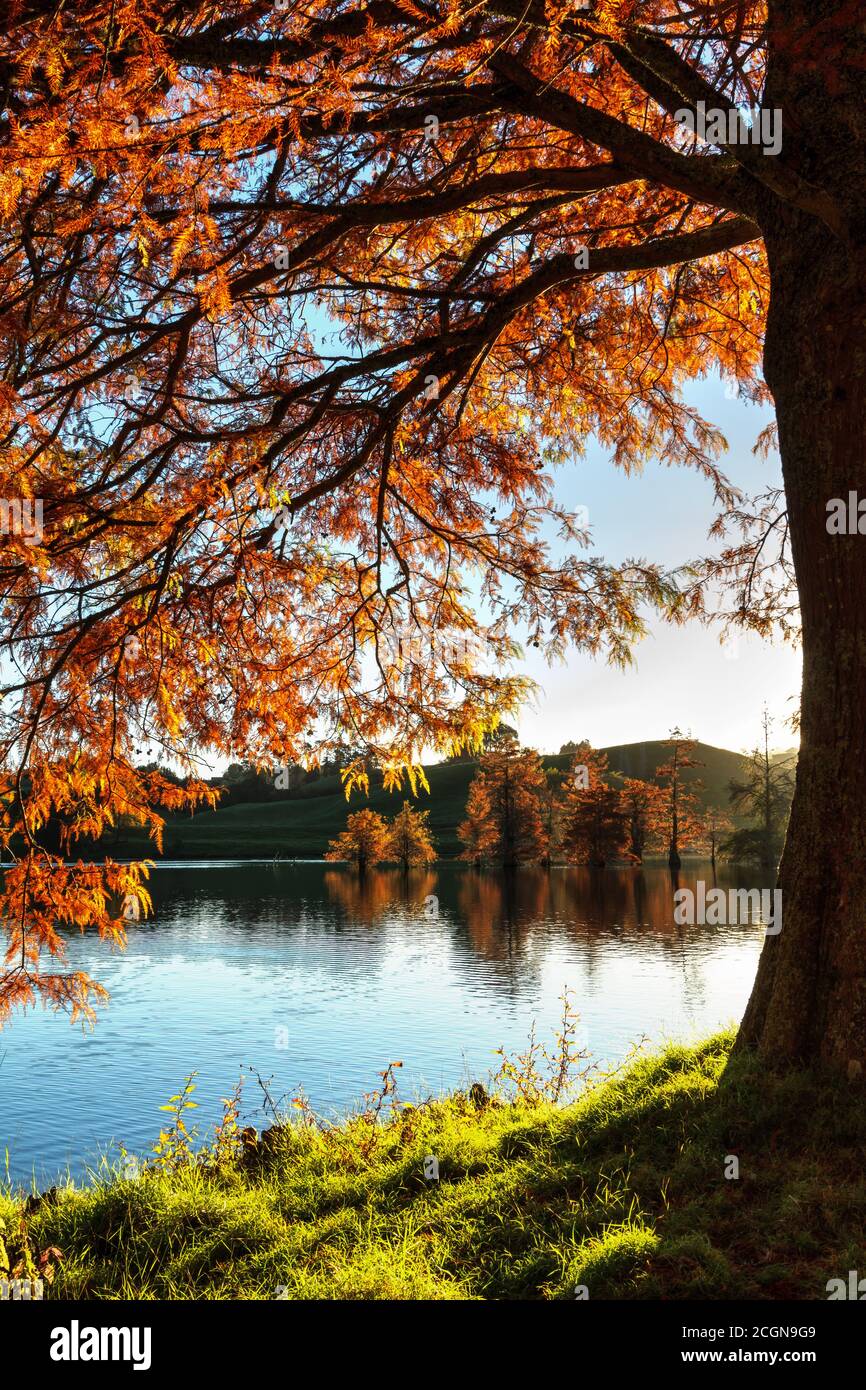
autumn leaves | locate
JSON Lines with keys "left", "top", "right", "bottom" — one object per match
{"left": 456, "top": 731, "right": 715, "bottom": 870}
{"left": 325, "top": 801, "right": 436, "bottom": 871}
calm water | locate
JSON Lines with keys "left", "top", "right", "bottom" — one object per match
{"left": 1, "top": 862, "right": 774, "bottom": 1186}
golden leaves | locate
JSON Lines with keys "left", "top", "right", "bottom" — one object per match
{"left": 388, "top": 0, "right": 431, "bottom": 22}
{"left": 0, "top": 0, "right": 776, "bottom": 1025}
{"left": 340, "top": 762, "right": 370, "bottom": 800}
{"left": 383, "top": 761, "right": 430, "bottom": 797}
{"left": 198, "top": 268, "right": 233, "bottom": 321}
{"left": 170, "top": 221, "right": 197, "bottom": 275}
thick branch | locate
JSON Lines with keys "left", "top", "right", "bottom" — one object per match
{"left": 609, "top": 30, "right": 845, "bottom": 238}
{"left": 489, "top": 52, "right": 756, "bottom": 219}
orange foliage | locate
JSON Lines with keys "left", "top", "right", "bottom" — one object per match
{"left": 654, "top": 729, "right": 706, "bottom": 864}
{"left": 458, "top": 738, "right": 548, "bottom": 866}
{"left": 325, "top": 808, "right": 392, "bottom": 869}
{"left": 620, "top": 775, "right": 667, "bottom": 863}
{"left": 560, "top": 743, "right": 630, "bottom": 867}
{"left": 387, "top": 801, "right": 437, "bottom": 868}
{"left": 0, "top": 2, "right": 804, "bottom": 1016}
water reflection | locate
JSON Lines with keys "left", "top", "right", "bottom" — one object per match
{"left": 324, "top": 868, "right": 438, "bottom": 925}
{"left": 0, "top": 861, "right": 771, "bottom": 1186}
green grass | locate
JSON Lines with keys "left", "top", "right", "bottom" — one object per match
{"left": 107, "top": 757, "right": 481, "bottom": 859}
{"left": 5, "top": 1031, "right": 865, "bottom": 1300}
{"left": 103, "top": 740, "right": 754, "bottom": 860}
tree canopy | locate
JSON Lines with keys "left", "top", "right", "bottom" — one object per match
{"left": 1, "top": 2, "right": 855, "bottom": 1050}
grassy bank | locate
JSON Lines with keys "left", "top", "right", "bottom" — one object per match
{"left": 4, "top": 1031, "right": 865, "bottom": 1300}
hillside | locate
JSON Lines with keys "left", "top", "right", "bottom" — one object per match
{"left": 102, "top": 740, "right": 760, "bottom": 861}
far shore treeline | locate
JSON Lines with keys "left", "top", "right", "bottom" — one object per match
{"left": 34, "top": 724, "right": 795, "bottom": 867}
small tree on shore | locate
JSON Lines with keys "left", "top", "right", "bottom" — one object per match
{"left": 540, "top": 766, "right": 568, "bottom": 868}
{"left": 325, "top": 809, "right": 391, "bottom": 874}
{"left": 726, "top": 709, "right": 796, "bottom": 869}
{"left": 655, "top": 730, "right": 705, "bottom": 870}
{"left": 702, "top": 806, "right": 735, "bottom": 871}
{"left": 561, "top": 745, "right": 630, "bottom": 868}
{"left": 458, "top": 738, "right": 548, "bottom": 868}
{"left": 458, "top": 776, "right": 497, "bottom": 867}
{"left": 388, "top": 802, "right": 437, "bottom": 870}
{"left": 621, "top": 777, "right": 666, "bottom": 865}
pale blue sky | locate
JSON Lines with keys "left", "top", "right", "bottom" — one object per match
{"left": 509, "top": 374, "right": 800, "bottom": 756}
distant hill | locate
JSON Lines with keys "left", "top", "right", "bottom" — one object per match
{"left": 102, "top": 740, "right": 770, "bottom": 861}
{"left": 599, "top": 739, "right": 749, "bottom": 800}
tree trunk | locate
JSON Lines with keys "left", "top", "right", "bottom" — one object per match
{"left": 668, "top": 809, "right": 680, "bottom": 870}
{"left": 501, "top": 759, "right": 517, "bottom": 869}
{"left": 761, "top": 721, "right": 774, "bottom": 869}
{"left": 668, "top": 746, "right": 681, "bottom": 868}
{"left": 735, "top": 165, "right": 866, "bottom": 1069}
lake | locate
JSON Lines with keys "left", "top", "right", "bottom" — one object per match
{"left": 1, "top": 861, "right": 774, "bottom": 1187}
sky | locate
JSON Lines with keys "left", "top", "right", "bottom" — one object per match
{"left": 504, "top": 374, "right": 800, "bottom": 758}
{"left": 186, "top": 368, "right": 800, "bottom": 777}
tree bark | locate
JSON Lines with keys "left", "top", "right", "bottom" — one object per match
{"left": 501, "top": 758, "right": 517, "bottom": 869}
{"left": 735, "top": 174, "right": 866, "bottom": 1069}
{"left": 668, "top": 804, "right": 681, "bottom": 870}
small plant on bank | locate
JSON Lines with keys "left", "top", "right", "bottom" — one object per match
{"left": 151, "top": 1073, "right": 199, "bottom": 1171}
{"left": 493, "top": 990, "right": 592, "bottom": 1105}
